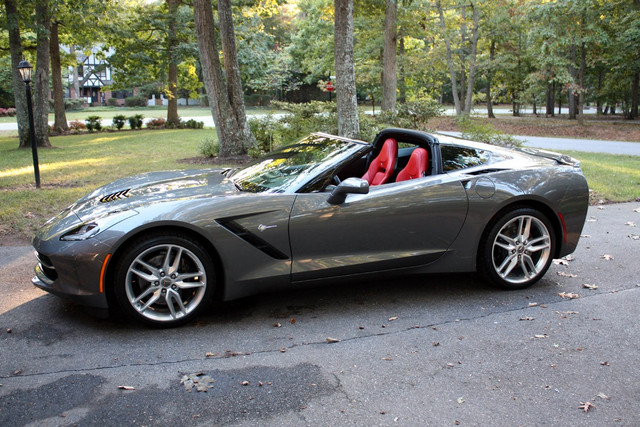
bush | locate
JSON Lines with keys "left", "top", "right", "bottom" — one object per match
{"left": 85, "top": 115, "right": 102, "bottom": 132}
{"left": 112, "top": 114, "right": 127, "bottom": 130}
{"left": 128, "top": 114, "right": 144, "bottom": 129}
{"left": 0, "top": 107, "right": 17, "bottom": 117}
{"left": 124, "top": 96, "right": 148, "bottom": 107}
{"left": 184, "top": 119, "right": 204, "bottom": 129}
{"left": 146, "top": 117, "right": 166, "bottom": 129}
{"left": 456, "top": 116, "right": 520, "bottom": 148}
{"left": 69, "top": 120, "right": 87, "bottom": 132}
{"left": 107, "top": 98, "right": 120, "bottom": 107}
{"left": 198, "top": 136, "right": 220, "bottom": 158}
{"left": 375, "top": 96, "right": 443, "bottom": 130}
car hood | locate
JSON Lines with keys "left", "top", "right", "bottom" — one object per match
{"left": 70, "top": 168, "right": 236, "bottom": 221}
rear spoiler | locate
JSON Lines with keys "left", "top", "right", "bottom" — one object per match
{"left": 516, "top": 147, "right": 580, "bottom": 167}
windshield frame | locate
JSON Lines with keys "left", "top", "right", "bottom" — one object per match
{"left": 228, "top": 133, "right": 372, "bottom": 194}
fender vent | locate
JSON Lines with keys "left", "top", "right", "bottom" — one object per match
{"left": 100, "top": 189, "right": 131, "bottom": 203}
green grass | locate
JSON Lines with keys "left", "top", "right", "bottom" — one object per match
{"left": 0, "top": 129, "right": 221, "bottom": 239}
{"left": 565, "top": 150, "right": 640, "bottom": 202}
{"left": 1, "top": 131, "right": 639, "bottom": 241}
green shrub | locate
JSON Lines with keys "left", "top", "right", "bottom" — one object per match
{"left": 128, "top": 114, "right": 144, "bottom": 129}
{"left": 456, "top": 116, "right": 520, "bottom": 148}
{"left": 184, "top": 119, "right": 204, "bottom": 129}
{"left": 85, "top": 115, "right": 102, "bottom": 132}
{"left": 112, "top": 114, "right": 127, "bottom": 130}
{"left": 198, "top": 136, "right": 220, "bottom": 158}
{"left": 107, "top": 98, "right": 120, "bottom": 107}
{"left": 124, "top": 96, "right": 148, "bottom": 107}
{"left": 375, "top": 96, "right": 443, "bottom": 130}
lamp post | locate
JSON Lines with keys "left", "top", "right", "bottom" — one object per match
{"left": 17, "top": 59, "right": 41, "bottom": 189}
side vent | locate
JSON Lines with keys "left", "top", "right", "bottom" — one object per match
{"left": 100, "top": 189, "right": 131, "bottom": 203}
{"left": 216, "top": 218, "right": 289, "bottom": 260}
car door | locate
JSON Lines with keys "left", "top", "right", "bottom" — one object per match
{"left": 288, "top": 174, "right": 469, "bottom": 282}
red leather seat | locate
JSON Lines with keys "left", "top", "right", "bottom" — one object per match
{"left": 361, "top": 138, "right": 398, "bottom": 186}
{"left": 396, "top": 148, "right": 428, "bottom": 182}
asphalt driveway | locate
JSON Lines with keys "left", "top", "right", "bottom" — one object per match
{"left": 1, "top": 202, "right": 639, "bottom": 426}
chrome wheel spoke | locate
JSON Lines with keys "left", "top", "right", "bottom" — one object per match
{"left": 130, "top": 267, "right": 157, "bottom": 283}
{"left": 497, "top": 254, "right": 518, "bottom": 278}
{"left": 168, "top": 247, "right": 183, "bottom": 275}
{"left": 132, "top": 285, "right": 158, "bottom": 304}
{"left": 138, "top": 293, "right": 161, "bottom": 313}
{"left": 526, "top": 236, "right": 550, "bottom": 253}
{"left": 166, "top": 289, "right": 187, "bottom": 319}
{"left": 521, "top": 255, "right": 537, "bottom": 279}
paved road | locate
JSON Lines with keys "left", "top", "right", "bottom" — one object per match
{"left": 437, "top": 131, "right": 640, "bottom": 156}
{"left": 1, "top": 202, "right": 639, "bottom": 426}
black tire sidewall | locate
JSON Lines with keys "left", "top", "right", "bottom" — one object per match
{"left": 113, "top": 233, "right": 216, "bottom": 327}
{"left": 479, "top": 208, "right": 555, "bottom": 290}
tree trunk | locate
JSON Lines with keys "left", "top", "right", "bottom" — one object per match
{"left": 459, "top": 4, "right": 467, "bottom": 111}
{"left": 34, "top": 0, "right": 51, "bottom": 147}
{"left": 193, "top": 0, "right": 254, "bottom": 156}
{"left": 398, "top": 36, "right": 406, "bottom": 103}
{"left": 70, "top": 46, "right": 80, "bottom": 99}
{"left": 577, "top": 41, "right": 585, "bottom": 126}
{"left": 50, "top": 20, "right": 68, "bottom": 132}
{"left": 381, "top": 0, "right": 397, "bottom": 112}
{"left": 596, "top": 69, "right": 603, "bottom": 115}
{"left": 463, "top": 1, "right": 479, "bottom": 115}
{"left": 166, "top": 0, "right": 180, "bottom": 125}
{"left": 486, "top": 40, "right": 495, "bottom": 119}
{"left": 546, "top": 81, "right": 554, "bottom": 117}
{"left": 3, "top": 0, "right": 30, "bottom": 148}
{"left": 218, "top": 0, "right": 254, "bottom": 150}
{"left": 568, "top": 44, "right": 577, "bottom": 120}
{"left": 334, "top": 0, "right": 360, "bottom": 138}
{"left": 436, "top": 0, "right": 461, "bottom": 116}
{"left": 630, "top": 72, "right": 639, "bottom": 119}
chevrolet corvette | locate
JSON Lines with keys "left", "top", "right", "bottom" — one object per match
{"left": 32, "top": 128, "right": 589, "bottom": 326}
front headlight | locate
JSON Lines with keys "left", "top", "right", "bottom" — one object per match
{"left": 60, "top": 210, "right": 138, "bottom": 241}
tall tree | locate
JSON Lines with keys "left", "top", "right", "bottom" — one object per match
{"left": 193, "top": 0, "right": 255, "bottom": 156}
{"left": 334, "top": 0, "right": 360, "bottom": 138}
{"left": 381, "top": 0, "right": 397, "bottom": 111}
{"left": 166, "top": 0, "right": 180, "bottom": 125}
{"left": 49, "top": 19, "right": 68, "bottom": 132}
{"left": 3, "top": 0, "right": 29, "bottom": 148}
{"left": 34, "top": 0, "right": 51, "bottom": 147}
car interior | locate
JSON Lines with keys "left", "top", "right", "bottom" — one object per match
{"left": 335, "top": 131, "right": 435, "bottom": 186}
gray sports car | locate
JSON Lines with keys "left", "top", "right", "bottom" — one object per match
{"left": 32, "top": 128, "right": 589, "bottom": 327}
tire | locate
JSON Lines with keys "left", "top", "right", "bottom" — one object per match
{"left": 113, "top": 233, "right": 216, "bottom": 327}
{"left": 479, "top": 208, "right": 555, "bottom": 290}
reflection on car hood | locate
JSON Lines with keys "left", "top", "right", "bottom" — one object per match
{"left": 71, "top": 168, "right": 235, "bottom": 221}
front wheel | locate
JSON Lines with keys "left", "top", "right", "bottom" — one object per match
{"left": 479, "top": 208, "right": 555, "bottom": 290}
{"left": 113, "top": 233, "right": 216, "bottom": 327}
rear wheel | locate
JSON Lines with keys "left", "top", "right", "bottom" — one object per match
{"left": 479, "top": 208, "right": 555, "bottom": 290}
{"left": 114, "top": 233, "right": 215, "bottom": 327}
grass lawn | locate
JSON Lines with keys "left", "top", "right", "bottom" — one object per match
{"left": 1, "top": 129, "right": 639, "bottom": 242}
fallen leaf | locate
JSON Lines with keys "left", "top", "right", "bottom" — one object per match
{"left": 601, "top": 254, "right": 614, "bottom": 260}
{"left": 597, "top": 392, "right": 609, "bottom": 400}
{"left": 625, "top": 221, "right": 637, "bottom": 227}
{"left": 534, "top": 334, "right": 548, "bottom": 339}
{"left": 582, "top": 283, "right": 598, "bottom": 290}
{"left": 118, "top": 385, "right": 135, "bottom": 390}
{"left": 580, "top": 234, "right": 591, "bottom": 238}
{"left": 528, "top": 302, "right": 539, "bottom": 307}
{"left": 634, "top": 207, "right": 640, "bottom": 213}
{"left": 388, "top": 316, "right": 398, "bottom": 321}
{"left": 326, "top": 337, "right": 340, "bottom": 343}
{"left": 579, "top": 402, "right": 595, "bottom": 413}
{"left": 558, "top": 292, "right": 580, "bottom": 299}
{"left": 290, "top": 318, "right": 296, "bottom": 324}
{"left": 553, "top": 259, "right": 569, "bottom": 266}
{"left": 565, "top": 254, "right": 575, "bottom": 261}
{"left": 382, "top": 357, "right": 393, "bottom": 361}
{"left": 280, "top": 348, "right": 287, "bottom": 353}
{"left": 600, "top": 361, "right": 610, "bottom": 366}
{"left": 241, "top": 381, "right": 250, "bottom": 386}
{"left": 628, "top": 234, "right": 639, "bottom": 240}
{"left": 6, "top": 329, "right": 11, "bottom": 334}
{"left": 597, "top": 206, "right": 605, "bottom": 210}
{"left": 556, "top": 310, "right": 579, "bottom": 315}
{"left": 273, "top": 323, "right": 282, "bottom": 328}
{"left": 457, "top": 397, "right": 465, "bottom": 404}
{"left": 205, "top": 352, "right": 216, "bottom": 358}
{"left": 557, "top": 271, "right": 578, "bottom": 278}
{"left": 520, "top": 316, "right": 535, "bottom": 321}
{"left": 181, "top": 373, "right": 216, "bottom": 392}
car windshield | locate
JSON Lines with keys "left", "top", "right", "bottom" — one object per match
{"left": 229, "top": 134, "right": 370, "bottom": 193}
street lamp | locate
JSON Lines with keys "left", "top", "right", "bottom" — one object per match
{"left": 17, "top": 59, "right": 41, "bottom": 189}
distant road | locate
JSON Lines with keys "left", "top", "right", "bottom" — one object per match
{"left": 2, "top": 112, "right": 638, "bottom": 156}
{"left": 437, "top": 131, "right": 640, "bottom": 156}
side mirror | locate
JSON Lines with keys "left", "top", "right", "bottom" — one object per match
{"left": 327, "top": 178, "right": 369, "bottom": 205}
